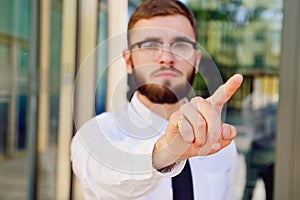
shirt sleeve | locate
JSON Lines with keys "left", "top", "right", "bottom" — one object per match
{"left": 225, "top": 141, "right": 238, "bottom": 200}
{"left": 70, "top": 118, "right": 185, "bottom": 200}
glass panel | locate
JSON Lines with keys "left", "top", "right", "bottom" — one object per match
{"left": 17, "top": 47, "right": 30, "bottom": 151}
{"left": 0, "top": 0, "right": 32, "bottom": 199}
{"left": 36, "top": 0, "right": 62, "bottom": 199}
{"left": 96, "top": 0, "right": 108, "bottom": 114}
{"left": 0, "top": 0, "right": 62, "bottom": 199}
{"left": 49, "top": 0, "right": 62, "bottom": 143}
{"left": 0, "top": 43, "right": 9, "bottom": 156}
{"left": 186, "top": 0, "right": 282, "bottom": 199}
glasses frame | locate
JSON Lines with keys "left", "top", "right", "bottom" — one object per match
{"left": 129, "top": 39, "right": 198, "bottom": 59}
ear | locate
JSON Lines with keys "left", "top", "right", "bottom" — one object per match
{"left": 123, "top": 49, "right": 133, "bottom": 74}
{"left": 194, "top": 49, "right": 201, "bottom": 74}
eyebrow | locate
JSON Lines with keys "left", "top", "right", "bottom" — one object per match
{"left": 129, "top": 36, "right": 197, "bottom": 49}
{"left": 139, "top": 37, "right": 161, "bottom": 42}
{"left": 137, "top": 36, "right": 195, "bottom": 43}
{"left": 173, "top": 36, "right": 195, "bottom": 43}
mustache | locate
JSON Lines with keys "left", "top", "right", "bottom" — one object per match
{"left": 152, "top": 65, "right": 182, "bottom": 76}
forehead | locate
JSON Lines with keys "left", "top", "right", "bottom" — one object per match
{"left": 129, "top": 15, "right": 196, "bottom": 43}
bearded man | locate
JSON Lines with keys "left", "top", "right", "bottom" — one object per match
{"left": 71, "top": 0, "right": 243, "bottom": 199}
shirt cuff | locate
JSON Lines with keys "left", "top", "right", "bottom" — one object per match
{"left": 154, "top": 160, "right": 186, "bottom": 177}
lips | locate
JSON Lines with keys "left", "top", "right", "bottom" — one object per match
{"left": 153, "top": 66, "right": 181, "bottom": 78}
{"left": 154, "top": 70, "right": 177, "bottom": 78}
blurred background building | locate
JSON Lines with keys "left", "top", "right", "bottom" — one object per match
{"left": 0, "top": 0, "right": 299, "bottom": 199}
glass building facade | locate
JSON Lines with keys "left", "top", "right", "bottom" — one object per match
{"left": 0, "top": 0, "right": 299, "bottom": 199}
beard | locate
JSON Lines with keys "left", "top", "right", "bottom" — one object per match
{"left": 130, "top": 65, "right": 196, "bottom": 104}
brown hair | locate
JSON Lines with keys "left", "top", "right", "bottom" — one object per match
{"left": 127, "top": 0, "right": 198, "bottom": 40}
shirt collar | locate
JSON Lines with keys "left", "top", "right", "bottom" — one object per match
{"left": 130, "top": 92, "right": 167, "bottom": 125}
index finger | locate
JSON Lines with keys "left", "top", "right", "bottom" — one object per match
{"left": 207, "top": 74, "right": 243, "bottom": 108}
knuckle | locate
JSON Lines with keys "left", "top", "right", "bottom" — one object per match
{"left": 197, "top": 120, "right": 206, "bottom": 129}
{"left": 195, "top": 135, "right": 206, "bottom": 146}
{"left": 194, "top": 126, "right": 206, "bottom": 146}
{"left": 191, "top": 96, "right": 203, "bottom": 102}
{"left": 181, "top": 103, "right": 192, "bottom": 111}
{"left": 180, "top": 121, "right": 192, "bottom": 133}
{"left": 190, "top": 96, "right": 202, "bottom": 105}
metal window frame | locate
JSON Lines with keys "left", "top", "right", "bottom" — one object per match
{"left": 275, "top": 0, "right": 300, "bottom": 199}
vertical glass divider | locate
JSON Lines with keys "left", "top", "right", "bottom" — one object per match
{"left": 27, "top": 0, "right": 39, "bottom": 199}
{"left": 37, "top": 0, "right": 51, "bottom": 154}
{"left": 56, "top": 0, "right": 78, "bottom": 199}
{"left": 106, "top": 0, "right": 128, "bottom": 111}
{"left": 72, "top": 0, "right": 98, "bottom": 199}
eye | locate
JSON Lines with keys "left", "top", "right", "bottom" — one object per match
{"left": 172, "top": 41, "right": 193, "bottom": 50}
{"left": 140, "top": 41, "right": 162, "bottom": 49}
{"left": 171, "top": 41, "right": 196, "bottom": 59}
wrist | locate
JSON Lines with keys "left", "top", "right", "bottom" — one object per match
{"left": 152, "top": 135, "right": 183, "bottom": 170}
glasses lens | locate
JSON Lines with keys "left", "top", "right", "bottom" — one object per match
{"left": 139, "top": 41, "right": 162, "bottom": 58}
{"left": 140, "top": 41, "right": 161, "bottom": 50}
{"left": 172, "top": 42, "right": 194, "bottom": 58}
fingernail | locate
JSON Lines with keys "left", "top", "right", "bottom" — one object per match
{"left": 212, "top": 142, "right": 221, "bottom": 150}
{"left": 222, "top": 124, "right": 230, "bottom": 139}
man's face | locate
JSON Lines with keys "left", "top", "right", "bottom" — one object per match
{"left": 124, "top": 15, "right": 201, "bottom": 104}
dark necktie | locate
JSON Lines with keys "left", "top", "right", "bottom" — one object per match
{"left": 171, "top": 159, "right": 194, "bottom": 200}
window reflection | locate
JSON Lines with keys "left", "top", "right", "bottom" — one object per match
{"left": 186, "top": 0, "right": 282, "bottom": 199}
{"left": 0, "top": 0, "right": 283, "bottom": 199}
{"left": 0, "top": 0, "right": 32, "bottom": 198}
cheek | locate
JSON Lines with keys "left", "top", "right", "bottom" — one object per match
{"left": 130, "top": 52, "right": 140, "bottom": 66}
{"left": 131, "top": 63, "right": 153, "bottom": 82}
{"left": 176, "top": 60, "right": 196, "bottom": 76}
{"left": 131, "top": 53, "right": 159, "bottom": 74}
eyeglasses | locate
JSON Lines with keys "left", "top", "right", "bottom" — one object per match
{"left": 129, "top": 39, "right": 198, "bottom": 59}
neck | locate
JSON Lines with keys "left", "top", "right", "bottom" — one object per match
{"left": 137, "top": 92, "right": 185, "bottom": 119}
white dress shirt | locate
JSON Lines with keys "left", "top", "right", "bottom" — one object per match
{"left": 71, "top": 93, "right": 237, "bottom": 200}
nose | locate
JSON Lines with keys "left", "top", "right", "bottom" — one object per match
{"left": 158, "top": 47, "right": 175, "bottom": 66}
